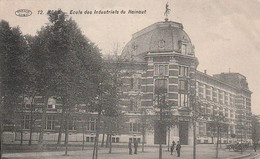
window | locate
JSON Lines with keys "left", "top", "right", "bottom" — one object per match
{"left": 129, "top": 138, "right": 141, "bottom": 143}
{"left": 130, "top": 99, "right": 138, "bottom": 111}
{"left": 129, "top": 122, "right": 140, "bottom": 132}
{"left": 132, "top": 43, "right": 138, "bottom": 51}
{"left": 155, "top": 79, "right": 167, "bottom": 93}
{"left": 178, "top": 93, "right": 188, "bottom": 107}
{"left": 112, "top": 137, "right": 120, "bottom": 143}
{"left": 137, "top": 78, "right": 141, "bottom": 89}
{"left": 225, "top": 109, "right": 229, "bottom": 117}
{"left": 69, "top": 117, "right": 76, "bottom": 130}
{"left": 87, "top": 118, "right": 96, "bottom": 131}
{"left": 179, "top": 80, "right": 188, "bottom": 92}
{"left": 230, "top": 95, "right": 234, "bottom": 106}
{"left": 130, "top": 78, "right": 134, "bottom": 89}
{"left": 131, "top": 76, "right": 141, "bottom": 90}
{"left": 130, "top": 100, "right": 134, "bottom": 111}
{"left": 198, "top": 83, "right": 204, "bottom": 99}
{"left": 25, "top": 104, "right": 31, "bottom": 109}
{"left": 206, "top": 86, "right": 211, "bottom": 101}
{"left": 23, "top": 115, "right": 30, "bottom": 130}
{"left": 46, "top": 116, "right": 55, "bottom": 130}
{"left": 34, "top": 96, "right": 44, "bottom": 104}
{"left": 47, "top": 97, "right": 56, "bottom": 109}
{"left": 246, "top": 98, "right": 251, "bottom": 108}
{"left": 154, "top": 64, "right": 169, "bottom": 76}
{"left": 112, "top": 137, "right": 115, "bottom": 143}
{"left": 116, "top": 137, "right": 120, "bottom": 143}
{"left": 86, "top": 136, "right": 96, "bottom": 142}
{"left": 219, "top": 90, "right": 223, "bottom": 104}
{"left": 219, "top": 108, "right": 224, "bottom": 116}
{"left": 203, "top": 85, "right": 206, "bottom": 99}
{"left": 230, "top": 111, "right": 234, "bottom": 119}
{"left": 243, "top": 97, "right": 247, "bottom": 108}
{"left": 158, "top": 40, "right": 165, "bottom": 48}
{"left": 206, "top": 107, "right": 211, "bottom": 114}
{"left": 212, "top": 88, "right": 217, "bottom": 102}
{"left": 210, "top": 87, "right": 213, "bottom": 101}
{"left": 224, "top": 92, "right": 228, "bottom": 105}
{"left": 199, "top": 123, "right": 206, "bottom": 136}
{"left": 47, "top": 104, "right": 55, "bottom": 109}
{"left": 178, "top": 66, "right": 189, "bottom": 77}
{"left": 181, "top": 44, "right": 187, "bottom": 55}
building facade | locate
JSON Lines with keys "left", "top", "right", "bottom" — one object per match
{"left": 117, "top": 19, "right": 252, "bottom": 145}
{"left": 3, "top": 19, "right": 252, "bottom": 146}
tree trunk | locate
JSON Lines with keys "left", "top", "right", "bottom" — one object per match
{"left": 220, "top": 129, "right": 222, "bottom": 148}
{"left": 38, "top": 96, "right": 48, "bottom": 148}
{"left": 20, "top": 93, "right": 26, "bottom": 146}
{"left": 92, "top": 135, "right": 96, "bottom": 159}
{"left": 57, "top": 106, "right": 65, "bottom": 146}
{"left": 167, "top": 126, "right": 170, "bottom": 152}
{"left": 28, "top": 115, "right": 33, "bottom": 146}
{"left": 109, "top": 120, "right": 113, "bottom": 154}
{"left": 82, "top": 122, "right": 85, "bottom": 150}
{"left": 101, "top": 132, "right": 105, "bottom": 147}
{"left": 101, "top": 121, "right": 106, "bottom": 147}
{"left": 64, "top": 111, "right": 69, "bottom": 155}
{"left": 159, "top": 96, "right": 162, "bottom": 159}
{"left": 105, "top": 133, "right": 109, "bottom": 148}
{"left": 193, "top": 120, "right": 196, "bottom": 159}
{"left": 215, "top": 125, "right": 220, "bottom": 159}
{"left": 92, "top": 112, "right": 101, "bottom": 159}
{"left": 20, "top": 121, "right": 23, "bottom": 145}
{"left": 226, "top": 126, "right": 229, "bottom": 144}
{"left": 29, "top": 103, "right": 34, "bottom": 146}
{"left": 0, "top": 119, "right": 3, "bottom": 159}
{"left": 109, "top": 134, "right": 112, "bottom": 154}
{"left": 142, "top": 124, "right": 145, "bottom": 152}
{"left": 141, "top": 111, "right": 146, "bottom": 152}
{"left": 240, "top": 128, "right": 243, "bottom": 154}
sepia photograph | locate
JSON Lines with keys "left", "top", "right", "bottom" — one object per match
{"left": 0, "top": 0, "right": 260, "bottom": 158}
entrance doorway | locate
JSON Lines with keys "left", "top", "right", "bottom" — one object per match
{"left": 179, "top": 121, "right": 189, "bottom": 145}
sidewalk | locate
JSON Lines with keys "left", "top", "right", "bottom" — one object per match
{"left": 3, "top": 145, "right": 258, "bottom": 159}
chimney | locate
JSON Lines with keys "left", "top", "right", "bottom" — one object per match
{"left": 204, "top": 69, "right": 207, "bottom": 74}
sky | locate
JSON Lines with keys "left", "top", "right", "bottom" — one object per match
{"left": 1, "top": 0, "right": 260, "bottom": 115}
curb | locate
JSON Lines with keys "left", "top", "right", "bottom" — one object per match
{"left": 226, "top": 153, "right": 251, "bottom": 159}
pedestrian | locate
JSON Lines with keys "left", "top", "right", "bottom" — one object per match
{"left": 171, "top": 140, "right": 176, "bottom": 155}
{"left": 176, "top": 141, "right": 181, "bottom": 157}
{"left": 134, "top": 139, "right": 138, "bottom": 154}
{"left": 128, "top": 140, "right": 132, "bottom": 155}
{"left": 253, "top": 142, "right": 257, "bottom": 152}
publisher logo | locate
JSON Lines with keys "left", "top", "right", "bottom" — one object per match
{"left": 15, "top": 9, "right": 32, "bottom": 17}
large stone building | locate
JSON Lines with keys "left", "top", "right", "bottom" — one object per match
{"left": 3, "top": 19, "right": 252, "bottom": 146}
{"left": 117, "top": 19, "right": 252, "bottom": 145}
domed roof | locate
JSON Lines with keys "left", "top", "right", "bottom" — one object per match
{"left": 121, "top": 20, "right": 194, "bottom": 62}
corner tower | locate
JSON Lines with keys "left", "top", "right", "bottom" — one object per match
{"left": 121, "top": 20, "right": 199, "bottom": 145}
